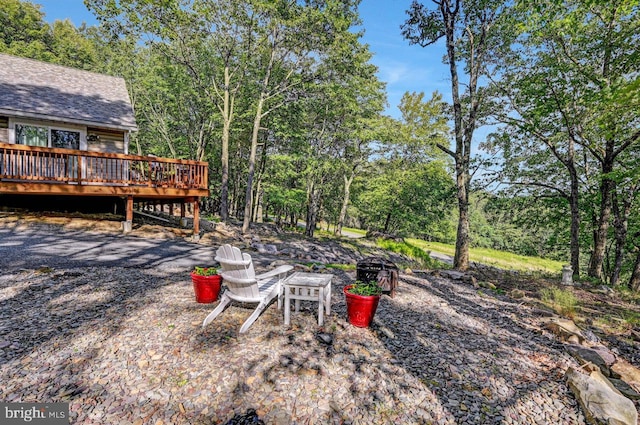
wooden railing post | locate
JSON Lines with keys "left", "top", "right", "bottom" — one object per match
{"left": 77, "top": 154, "right": 83, "bottom": 184}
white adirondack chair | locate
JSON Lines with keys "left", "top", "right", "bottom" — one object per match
{"left": 202, "top": 244, "right": 293, "bottom": 334}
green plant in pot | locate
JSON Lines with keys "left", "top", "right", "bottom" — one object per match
{"left": 190, "top": 267, "right": 222, "bottom": 303}
{"left": 192, "top": 266, "right": 219, "bottom": 276}
{"left": 343, "top": 280, "right": 383, "bottom": 327}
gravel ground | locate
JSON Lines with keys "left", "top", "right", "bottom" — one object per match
{"left": 0, "top": 218, "right": 589, "bottom": 424}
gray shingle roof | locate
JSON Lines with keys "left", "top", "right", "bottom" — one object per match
{"left": 0, "top": 54, "right": 137, "bottom": 131}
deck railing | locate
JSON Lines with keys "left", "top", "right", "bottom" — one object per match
{"left": 0, "top": 143, "right": 208, "bottom": 190}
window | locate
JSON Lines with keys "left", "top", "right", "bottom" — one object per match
{"left": 14, "top": 123, "right": 81, "bottom": 149}
{"left": 15, "top": 124, "right": 48, "bottom": 147}
{"left": 51, "top": 129, "right": 80, "bottom": 149}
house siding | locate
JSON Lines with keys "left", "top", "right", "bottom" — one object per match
{"left": 86, "top": 127, "right": 125, "bottom": 154}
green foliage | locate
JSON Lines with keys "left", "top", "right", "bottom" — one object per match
{"left": 192, "top": 266, "right": 219, "bottom": 276}
{"left": 353, "top": 160, "right": 456, "bottom": 239}
{"left": 468, "top": 193, "right": 567, "bottom": 260}
{"left": 394, "top": 91, "right": 450, "bottom": 162}
{"left": 0, "top": 0, "right": 51, "bottom": 57}
{"left": 375, "top": 238, "right": 445, "bottom": 269}
{"left": 621, "top": 310, "right": 640, "bottom": 328}
{"left": 487, "top": 0, "right": 640, "bottom": 283}
{"left": 346, "top": 280, "right": 382, "bottom": 296}
{"left": 0, "top": 0, "right": 100, "bottom": 68}
{"left": 540, "top": 287, "right": 578, "bottom": 318}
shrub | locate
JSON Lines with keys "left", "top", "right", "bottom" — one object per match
{"left": 540, "top": 286, "right": 578, "bottom": 318}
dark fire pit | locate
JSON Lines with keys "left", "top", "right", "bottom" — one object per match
{"left": 356, "top": 257, "right": 399, "bottom": 298}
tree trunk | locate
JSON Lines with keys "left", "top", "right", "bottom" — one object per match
{"left": 220, "top": 66, "right": 232, "bottom": 221}
{"left": 306, "top": 185, "right": 320, "bottom": 238}
{"left": 629, "top": 248, "right": 640, "bottom": 292}
{"left": 242, "top": 47, "right": 274, "bottom": 234}
{"left": 588, "top": 155, "right": 615, "bottom": 279}
{"left": 335, "top": 172, "right": 354, "bottom": 236}
{"left": 611, "top": 182, "right": 634, "bottom": 286}
{"left": 253, "top": 183, "right": 263, "bottom": 223}
{"left": 444, "top": 0, "right": 471, "bottom": 271}
{"left": 568, "top": 164, "right": 581, "bottom": 278}
{"left": 241, "top": 97, "right": 262, "bottom": 234}
{"left": 383, "top": 212, "right": 392, "bottom": 234}
{"left": 453, "top": 163, "right": 470, "bottom": 270}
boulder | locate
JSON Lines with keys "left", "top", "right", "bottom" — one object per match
{"left": 543, "top": 318, "right": 586, "bottom": 344}
{"left": 478, "top": 281, "right": 496, "bottom": 290}
{"left": 611, "top": 358, "right": 640, "bottom": 395}
{"left": 566, "top": 345, "right": 616, "bottom": 377}
{"left": 440, "top": 270, "right": 465, "bottom": 280}
{"left": 510, "top": 289, "right": 525, "bottom": 299}
{"left": 566, "top": 367, "right": 638, "bottom": 425}
{"left": 609, "top": 377, "right": 640, "bottom": 400}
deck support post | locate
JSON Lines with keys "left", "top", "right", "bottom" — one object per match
{"left": 193, "top": 197, "right": 200, "bottom": 236}
{"left": 123, "top": 195, "right": 133, "bottom": 233}
{"left": 179, "top": 203, "right": 187, "bottom": 227}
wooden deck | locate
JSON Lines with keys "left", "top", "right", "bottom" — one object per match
{"left": 0, "top": 143, "right": 209, "bottom": 199}
{"left": 0, "top": 143, "right": 209, "bottom": 233}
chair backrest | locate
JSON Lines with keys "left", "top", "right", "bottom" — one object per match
{"left": 215, "top": 245, "right": 260, "bottom": 299}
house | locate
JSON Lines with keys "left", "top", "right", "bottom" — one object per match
{"left": 0, "top": 54, "right": 209, "bottom": 234}
{"left": 0, "top": 53, "right": 137, "bottom": 152}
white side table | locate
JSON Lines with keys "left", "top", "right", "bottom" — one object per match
{"left": 283, "top": 272, "right": 332, "bottom": 326}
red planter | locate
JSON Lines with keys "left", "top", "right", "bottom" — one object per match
{"left": 344, "top": 285, "right": 380, "bottom": 327}
{"left": 191, "top": 273, "right": 222, "bottom": 303}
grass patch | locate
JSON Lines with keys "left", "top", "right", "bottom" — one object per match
{"left": 375, "top": 239, "right": 446, "bottom": 269}
{"left": 406, "top": 238, "right": 565, "bottom": 274}
{"left": 342, "top": 226, "right": 367, "bottom": 236}
{"left": 618, "top": 286, "right": 640, "bottom": 305}
{"left": 622, "top": 310, "right": 640, "bottom": 327}
{"left": 540, "top": 286, "right": 578, "bottom": 318}
{"left": 326, "top": 263, "right": 356, "bottom": 271}
{"left": 594, "top": 314, "right": 634, "bottom": 334}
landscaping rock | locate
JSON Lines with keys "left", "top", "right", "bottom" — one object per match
{"left": 609, "top": 377, "right": 640, "bottom": 400}
{"left": 611, "top": 358, "right": 640, "bottom": 394}
{"left": 566, "top": 367, "right": 638, "bottom": 425}
{"left": 566, "top": 345, "right": 616, "bottom": 377}
{"left": 510, "top": 289, "right": 525, "bottom": 299}
{"left": 439, "top": 270, "right": 465, "bottom": 280}
{"left": 544, "top": 318, "right": 586, "bottom": 344}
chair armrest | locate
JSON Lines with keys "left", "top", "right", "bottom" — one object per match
{"left": 255, "top": 265, "right": 294, "bottom": 280}
{"left": 215, "top": 256, "right": 252, "bottom": 266}
{"left": 220, "top": 273, "right": 257, "bottom": 285}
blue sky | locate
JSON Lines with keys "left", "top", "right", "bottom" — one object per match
{"left": 35, "top": 0, "right": 452, "bottom": 120}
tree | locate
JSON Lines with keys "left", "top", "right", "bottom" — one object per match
{"left": 240, "top": 0, "right": 362, "bottom": 234}
{"left": 402, "top": 0, "right": 506, "bottom": 270}
{"left": 489, "top": 0, "right": 640, "bottom": 281}
{"left": 0, "top": 0, "right": 52, "bottom": 60}
{"left": 86, "top": 0, "right": 257, "bottom": 218}
{"left": 1, "top": 0, "right": 99, "bottom": 69}
{"left": 353, "top": 159, "right": 455, "bottom": 238}
{"left": 394, "top": 91, "right": 450, "bottom": 162}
